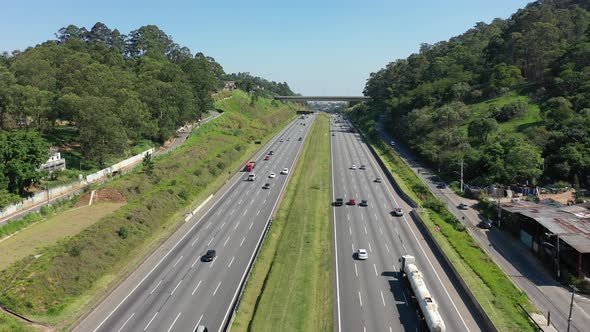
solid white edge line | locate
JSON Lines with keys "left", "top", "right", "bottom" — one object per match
{"left": 331, "top": 127, "right": 342, "bottom": 332}
{"left": 362, "top": 127, "right": 471, "bottom": 332}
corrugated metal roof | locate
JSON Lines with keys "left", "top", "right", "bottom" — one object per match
{"left": 502, "top": 201, "right": 590, "bottom": 253}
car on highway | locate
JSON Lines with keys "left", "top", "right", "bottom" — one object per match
{"left": 374, "top": 177, "right": 382, "bottom": 183}
{"left": 437, "top": 182, "right": 447, "bottom": 189}
{"left": 357, "top": 249, "right": 368, "bottom": 260}
{"left": 392, "top": 207, "right": 404, "bottom": 216}
{"left": 298, "top": 137, "right": 302, "bottom": 141}
{"left": 262, "top": 183, "right": 271, "bottom": 189}
{"left": 332, "top": 133, "right": 335, "bottom": 136}
{"left": 247, "top": 173, "right": 257, "bottom": 181}
{"left": 281, "top": 168, "right": 289, "bottom": 175}
{"left": 360, "top": 165, "right": 366, "bottom": 170}
{"left": 264, "top": 155, "right": 270, "bottom": 160}
{"left": 269, "top": 172, "right": 276, "bottom": 178}
{"left": 351, "top": 164, "right": 357, "bottom": 170}
{"left": 201, "top": 249, "right": 216, "bottom": 262}
{"left": 359, "top": 199, "right": 368, "bottom": 207}
{"left": 458, "top": 203, "right": 469, "bottom": 210}
{"left": 479, "top": 220, "right": 493, "bottom": 229}
{"left": 348, "top": 198, "right": 357, "bottom": 205}
{"left": 333, "top": 198, "right": 344, "bottom": 206}
{"left": 269, "top": 150, "right": 274, "bottom": 155}
{"left": 287, "top": 137, "right": 291, "bottom": 141}
{"left": 279, "top": 138, "right": 284, "bottom": 142}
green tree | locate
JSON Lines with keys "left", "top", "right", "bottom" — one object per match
{"left": 77, "top": 96, "right": 128, "bottom": 167}
{"left": 0, "top": 131, "right": 49, "bottom": 195}
{"left": 468, "top": 118, "right": 498, "bottom": 144}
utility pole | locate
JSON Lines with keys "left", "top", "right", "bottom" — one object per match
{"left": 567, "top": 285, "right": 579, "bottom": 332}
{"left": 557, "top": 233, "right": 561, "bottom": 279}
{"left": 460, "top": 159, "right": 464, "bottom": 193}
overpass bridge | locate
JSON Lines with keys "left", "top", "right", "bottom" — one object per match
{"left": 274, "top": 96, "right": 370, "bottom": 102}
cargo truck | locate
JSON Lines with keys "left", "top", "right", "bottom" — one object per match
{"left": 399, "top": 255, "right": 446, "bottom": 332}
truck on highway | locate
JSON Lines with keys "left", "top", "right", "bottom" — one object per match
{"left": 244, "top": 161, "right": 257, "bottom": 172}
{"left": 399, "top": 255, "right": 446, "bottom": 332}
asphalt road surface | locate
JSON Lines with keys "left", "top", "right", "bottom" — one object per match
{"left": 330, "top": 114, "right": 484, "bottom": 332}
{"left": 74, "top": 114, "right": 315, "bottom": 332}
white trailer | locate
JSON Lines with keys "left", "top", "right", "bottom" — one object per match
{"left": 399, "top": 255, "right": 446, "bottom": 332}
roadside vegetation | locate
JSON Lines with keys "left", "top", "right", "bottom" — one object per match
{"left": 349, "top": 111, "right": 537, "bottom": 331}
{"left": 232, "top": 113, "right": 332, "bottom": 332}
{"left": 0, "top": 22, "right": 297, "bottom": 207}
{"left": 0, "top": 91, "right": 302, "bottom": 329}
{"left": 364, "top": 0, "right": 590, "bottom": 190}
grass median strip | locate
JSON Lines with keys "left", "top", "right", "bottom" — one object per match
{"left": 232, "top": 113, "right": 333, "bottom": 332}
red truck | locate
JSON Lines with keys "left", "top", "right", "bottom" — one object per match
{"left": 244, "top": 161, "right": 257, "bottom": 172}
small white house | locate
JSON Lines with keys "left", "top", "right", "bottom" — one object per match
{"left": 40, "top": 149, "right": 66, "bottom": 173}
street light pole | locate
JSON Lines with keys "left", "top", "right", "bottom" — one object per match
{"left": 567, "top": 285, "right": 579, "bottom": 332}
{"left": 460, "top": 159, "right": 464, "bottom": 193}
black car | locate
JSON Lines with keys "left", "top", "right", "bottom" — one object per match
{"left": 437, "top": 182, "right": 447, "bottom": 189}
{"left": 359, "top": 199, "right": 368, "bottom": 207}
{"left": 262, "top": 183, "right": 271, "bottom": 189}
{"left": 333, "top": 198, "right": 344, "bottom": 206}
{"left": 478, "top": 220, "right": 492, "bottom": 229}
{"left": 269, "top": 150, "right": 274, "bottom": 155}
{"left": 202, "top": 249, "right": 216, "bottom": 262}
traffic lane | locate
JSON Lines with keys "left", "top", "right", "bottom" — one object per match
{"left": 142, "top": 118, "right": 314, "bottom": 331}
{"left": 333, "top": 132, "right": 411, "bottom": 332}
{"left": 148, "top": 182, "right": 286, "bottom": 332}
{"left": 351, "top": 125, "right": 481, "bottom": 332}
{"left": 338, "top": 131, "right": 421, "bottom": 332}
{"left": 76, "top": 116, "right": 305, "bottom": 332}
{"left": 91, "top": 118, "right": 311, "bottom": 332}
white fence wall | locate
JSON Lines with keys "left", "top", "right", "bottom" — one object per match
{"left": 0, "top": 148, "right": 154, "bottom": 220}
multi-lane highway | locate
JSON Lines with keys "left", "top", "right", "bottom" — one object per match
{"left": 74, "top": 114, "right": 315, "bottom": 332}
{"left": 330, "top": 114, "right": 484, "bottom": 332}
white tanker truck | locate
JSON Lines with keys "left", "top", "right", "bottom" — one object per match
{"left": 399, "top": 255, "right": 446, "bottom": 332}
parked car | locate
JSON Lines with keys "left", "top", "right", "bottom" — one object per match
{"left": 359, "top": 199, "right": 368, "bottom": 207}
{"left": 392, "top": 207, "right": 404, "bottom": 216}
{"left": 201, "top": 249, "right": 216, "bottom": 262}
{"left": 458, "top": 203, "right": 469, "bottom": 210}
{"left": 479, "top": 220, "right": 493, "bottom": 229}
{"left": 348, "top": 198, "right": 357, "bottom": 205}
{"left": 357, "top": 249, "right": 368, "bottom": 260}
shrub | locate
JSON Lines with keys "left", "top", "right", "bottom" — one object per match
{"left": 494, "top": 100, "right": 528, "bottom": 122}
{"left": 117, "top": 226, "right": 129, "bottom": 239}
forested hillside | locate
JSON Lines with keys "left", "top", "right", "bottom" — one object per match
{"left": 361, "top": 0, "right": 590, "bottom": 190}
{"left": 0, "top": 22, "right": 294, "bottom": 207}
{"left": 222, "top": 72, "right": 296, "bottom": 97}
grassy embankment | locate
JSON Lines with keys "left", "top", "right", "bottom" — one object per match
{"left": 0, "top": 90, "right": 302, "bottom": 329}
{"left": 351, "top": 107, "right": 537, "bottom": 331}
{"left": 232, "top": 113, "right": 333, "bottom": 332}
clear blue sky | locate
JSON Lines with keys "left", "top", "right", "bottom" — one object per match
{"left": 0, "top": 0, "right": 532, "bottom": 95}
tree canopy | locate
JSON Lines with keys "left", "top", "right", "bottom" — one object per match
{"left": 361, "top": 0, "right": 590, "bottom": 188}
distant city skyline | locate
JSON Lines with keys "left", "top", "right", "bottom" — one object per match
{"left": 0, "top": 0, "right": 533, "bottom": 95}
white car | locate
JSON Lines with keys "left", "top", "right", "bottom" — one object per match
{"left": 280, "top": 168, "right": 289, "bottom": 175}
{"left": 351, "top": 164, "right": 357, "bottom": 170}
{"left": 357, "top": 249, "right": 368, "bottom": 260}
{"left": 392, "top": 207, "right": 404, "bottom": 216}
{"left": 269, "top": 172, "right": 276, "bottom": 178}
{"left": 390, "top": 140, "right": 395, "bottom": 146}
